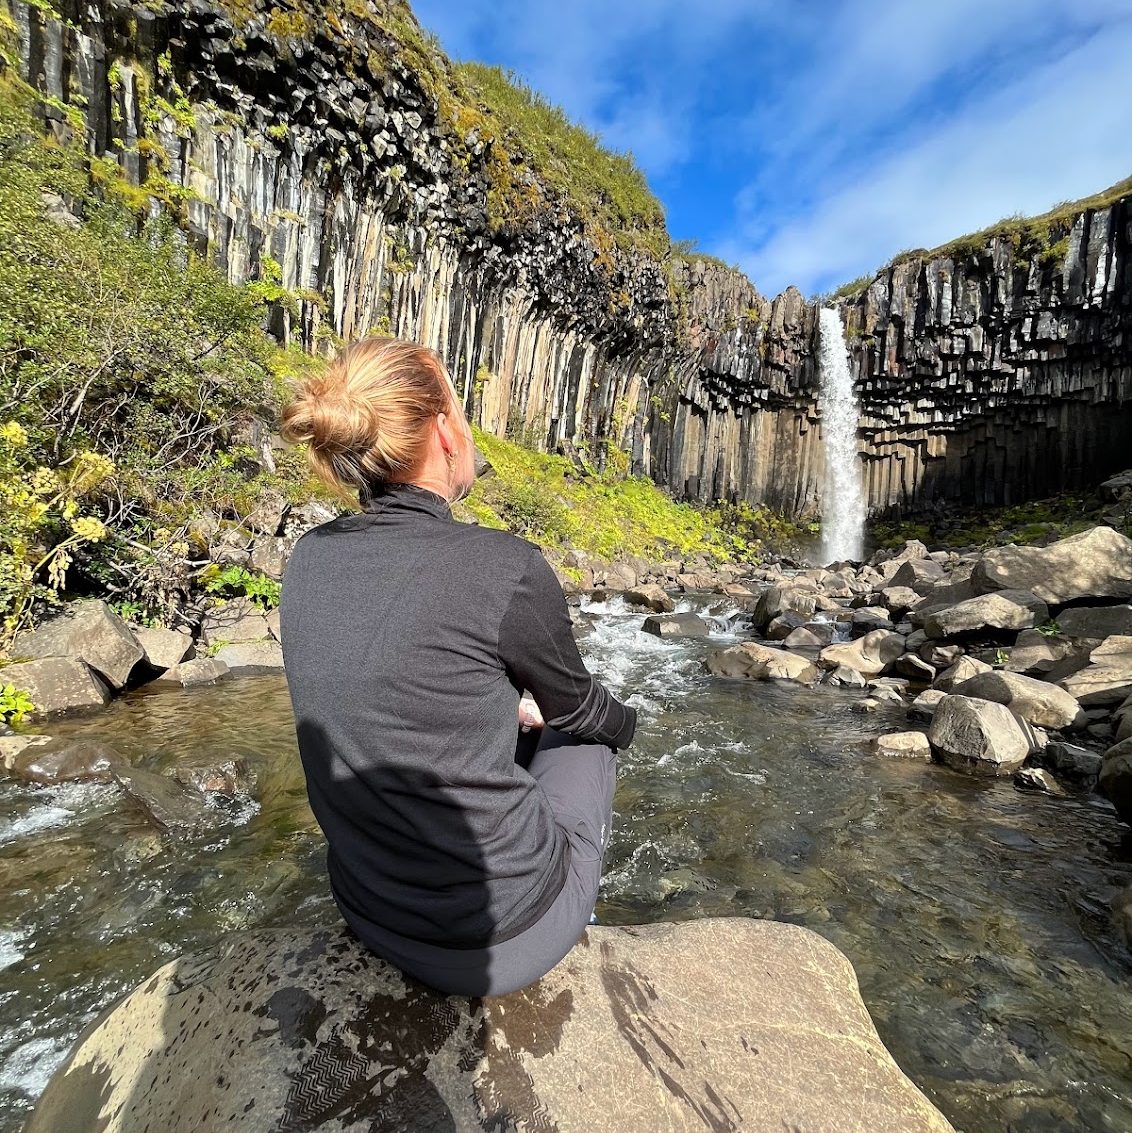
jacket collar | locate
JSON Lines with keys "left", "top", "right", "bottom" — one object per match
{"left": 359, "top": 480, "right": 452, "bottom": 520}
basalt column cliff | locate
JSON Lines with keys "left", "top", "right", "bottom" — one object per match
{"left": 13, "top": 0, "right": 1132, "bottom": 517}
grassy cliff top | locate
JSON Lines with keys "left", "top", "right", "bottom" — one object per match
{"left": 831, "top": 173, "right": 1132, "bottom": 300}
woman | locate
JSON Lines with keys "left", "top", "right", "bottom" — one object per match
{"left": 278, "top": 337, "right": 635, "bottom": 997}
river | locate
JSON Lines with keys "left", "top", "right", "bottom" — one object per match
{"left": 1, "top": 595, "right": 1130, "bottom": 1131}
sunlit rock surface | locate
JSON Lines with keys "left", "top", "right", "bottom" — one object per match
{"left": 27, "top": 918, "right": 952, "bottom": 1132}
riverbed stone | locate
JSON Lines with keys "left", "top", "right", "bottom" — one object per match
{"left": 706, "top": 642, "right": 819, "bottom": 684}
{"left": 891, "top": 558, "right": 945, "bottom": 593}
{"left": 895, "top": 652, "right": 936, "bottom": 682}
{"left": 874, "top": 731, "right": 931, "bottom": 759}
{"left": 922, "top": 591, "right": 1048, "bottom": 640}
{"left": 641, "top": 612, "right": 710, "bottom": 639}
{"left": 952, "top": 670, "right": 1085, "bottom": 730}
{"left": 9, "top": 739, "right": 124, "bottom": 785}
{"left": 766, "top": 610, "right": 808, "bottom": 640}
{"left": 133, "top": 625, "right": 194, "bottom": 671}
{"left": 1028, "top": 741, "right": 1104, "bottom": 786}
{"left": 623, "top": 584, "right": 675, "bottom": 613}
{"left": 819, "top": 630, "right": 905, "bottom": 677}
{"left": 783, "top": 624, "right": 834, "bottom": 650}
{"left": 25, "top": 919, "right": 954, "bottom": 1133}
{"left": 1056, "top": 605, "right": 1132, "bottom": 641}
{"left": 879, "top": 587, "right": 920, "bottom": 617}
{"left": 909, "top": 689, "right": 947, "bottom": 720}
{"left": 0, "top": 657, "right": 111, "bottom": 715}
{"left": 1059, "top": 636, "right": 1132, "bottom": 707}
{"left": 213, "top": 640, "right": 286, "bottom": 675}
{"left": 825, "top": 665, "right": 868, "bottom": 689}
{"left": 1099, "top": 738, "right": 1132, "bottom": 825}
{"left": 934, "top": 655, "right": 993, "bottom": 692}
{"left": 754, "top": 585, "right": 817, "bottom": 629}
{"left": 155, "top": 657, "right": 230, "bottom": 687}
{"left": 1013, "top": 767, "right": 1065, "bottom": 795}
{"left": 113, "top": 766, "right": 211, "bottom": 836}
{"left": 928, "top": 694, "right": 1040, "bottom": 776}
{"left": 0, "top": 733, "right": 50, "bottom": 769}
{"left": 199, "top": 597, "right": 272, "bottom": 645}
{"left": 169, "top": 757, "right": 256, "bottom": 796}
{"left": 852, "top": 606, "right": 895, "bottom": 633}
{"left": 12, "top": 600, "right": 143, "bottom": 689}
{"left": 971, "top": 527, "right": 1132, "bottom": 605}
{"left": 1005, "top": 629, "right": 1078, "bottom": 677}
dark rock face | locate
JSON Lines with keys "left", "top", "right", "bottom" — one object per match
{"left": 26, "top": 919, "right": 953, "bottom": 1132}
{"left": 14, "top": 0, "right": 1132, "bottom": 517}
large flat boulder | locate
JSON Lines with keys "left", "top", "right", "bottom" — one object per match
{"left": 641, "top": 612, "right": 710, "bottom": 638}
{"left": 12, "top": 600, "right": 142, "bottom": 689}
{"left": 706, "top": 642, "right": 819, "bottom": 684}
{"left": 133, "top": 625, "right": 194, "bottom": 671}
{"left": 623, "top": 584, "right": 675, "bottom": 613}
{"left": 0, "top": 657, "right": 110, "bottom": 715}
{"left": 928, "top": 694, "right": 1041, "bottom": 776}
{"left": 952, "top": 670, "right": 1085, "bottom": 730}
{"left": 922, "top": 592, "right": 1047, "bottom": 640}
{"left": 1060, "top": 636, "right": 1132, "bottom": 707}
{"left": 26, "top": 920, "right": 953, "bottom": 1133}
{"left": 971, "top": 527, "right": 1132, "bottom": 605}
{"left": 199, "top": 597, "right": 272, "bottom": 646}
{"left": 213, "top": 640, "right": 286, "bottom": 675}
{"left": 819, "top": 630, "right": 905, "bottom": 677}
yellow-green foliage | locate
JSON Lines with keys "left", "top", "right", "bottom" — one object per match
{"left": 453, "top": 63, "right": 667, "bottom": 258}
{"left": 460, "top": 429, "right": 805, "bottom": 563}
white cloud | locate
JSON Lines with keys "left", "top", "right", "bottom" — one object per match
{"left": 723, "top": 18, "right": 1132, "bottom": 296}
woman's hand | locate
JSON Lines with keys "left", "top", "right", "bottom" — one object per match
{"left": 518, "top": 697, "right": 544, "bottom": 732}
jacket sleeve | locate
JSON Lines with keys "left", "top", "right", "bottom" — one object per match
{"left": 497, "top": 548, "right": 637, "bottom": 750}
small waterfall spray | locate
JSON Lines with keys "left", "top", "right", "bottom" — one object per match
{"left": 817, "top": 307, "right": 866, "bottom": 563}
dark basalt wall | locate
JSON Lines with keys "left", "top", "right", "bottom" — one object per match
{"left": 13, "top": 0, "right": 1132, "bottom": 517}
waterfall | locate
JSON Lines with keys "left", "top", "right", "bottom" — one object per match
{"left": 817, "top": 308, "right": 866, "bottom": 564}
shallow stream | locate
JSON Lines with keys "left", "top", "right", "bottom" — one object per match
{"left": 1, "top": 596, "right": 1130, "bottom": 1131}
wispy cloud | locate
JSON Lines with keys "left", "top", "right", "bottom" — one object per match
{"left": 413, "top": 0, "right": 1132, "bottom": 297}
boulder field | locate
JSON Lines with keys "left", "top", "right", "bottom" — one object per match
{"left": 27, "top": 919, "right": 953, "bottom": 1133}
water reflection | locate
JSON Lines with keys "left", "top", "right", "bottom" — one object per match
{"left": 0, "top": 597, "right": 1129, "bottom": 1131}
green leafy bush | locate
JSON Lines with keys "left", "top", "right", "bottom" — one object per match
{"left": 201, "top": 564, "right": 282, "bottom": 610}
{"left": 0, "top": 682, "right": 35, "bottom": 725}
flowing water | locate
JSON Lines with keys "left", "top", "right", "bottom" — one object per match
{"left": 818, "top": 307, "right": 867, "bottom": 564}
{"left": 1, "top": 596, "right": 1130, "bottom": 1131}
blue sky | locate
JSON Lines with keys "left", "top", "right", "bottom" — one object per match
{"left": 411, "top": 0, "right": 1132, "bottom": 298}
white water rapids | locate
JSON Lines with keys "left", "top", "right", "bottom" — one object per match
{"left": 817, "top": 308, "right": 866, "bottom": 564}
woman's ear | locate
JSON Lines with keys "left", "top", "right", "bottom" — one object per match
{"left": 435, "top": 411, "right": 458, "bottom": 457}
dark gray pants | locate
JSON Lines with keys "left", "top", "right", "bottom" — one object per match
{"left": 348, "top": 728, "right": 616, "bottom": 997}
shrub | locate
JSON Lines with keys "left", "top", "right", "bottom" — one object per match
{"left": 201, "top": 564, "right": 282, "bottom": 610}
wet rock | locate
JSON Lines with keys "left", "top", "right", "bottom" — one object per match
{"left": 12, "top": 600, "right": 143, "bottom": 689}
{"left": 169, "top": 758, "right": 256, "bottom": 796}
{"left": 0, "top": 658, "right": 111, "bottom": 715}
{"left": 875, "top": 731, "right": 931, "bottom": 759}
{"left": 818, "top": 630, "right": 905, "bottom": 677}
{"left": 971, "top": 527, "right": 1132, "bottom": 604}
{"left": 622, "top": 584, "right": 675, "bottom": 613}
{"left": 952, "top": 670, "right": 1085, "bottom": 730}
{"left": 0, "top": 733, "right": 51, "bottom": 769}
{"left": 1028, "top": 741, "right": 1103, "bottom": 785}
{"left": 641, "top": 612, "right": 710, "bottom": 639}
{"left": 933, "top": 655, "right": 993, "bottom": 692}
{"left": 766, "top": 610, "right": 809, "bottom": 640}
{"left": 871, "top": 685, "right": 906, "bottom": 706}
{"left": 113, "top": 766, "right": 211, "bottom": 836}
{"left": 928, "top": 695, "right": 1042, "bottom": 776}
{"left": 1099, "top": 736, "right": 1132, "bottom": 823}
{"left": 852, "top": 698, "right": 883, "bottom": 714}
{"left": 25, "top": 920, "right": 954, "bottom": 1133}
{"left": 825, "top": 665, "right": 867, "bottom": 689}
{"left": 895, "top": 653, "right": 936, "bottom": 682}
{"left": 922, "top": 591, "right": 1048, "bottom": 640}
{"left": 1056, "top": 605, "right": 1132, "bottom": 641}
{"left": 8, "top": 739, "right": 124, "bottom": 784}
{"left": 1013, "top": 767, "right": 1065, "bottom": 795}
{"left": 909, "top": 689, "right": 947, "bottom": 720}
{"left": 133, "top": 626, "right": 194, "bottom": 671}
{"left": 213, "top": 640, "right": 286, "bottom": 675}
{"left": 1060, "top": 636, "right": 1132, "bottom": 707}
{"left": 155, "top": 657, "right": 231, "bottom": 687}
{"left": 199, "top": 597, "right": 272, "bottom": 645}
{"left": 706, "top": 643, "right": 819, "bottom": 684}
{"left": 851, "top": 606, "right": 895, "bottom": 633}
{"left": 783, "top": 624, "right": 834, "bottom": 651}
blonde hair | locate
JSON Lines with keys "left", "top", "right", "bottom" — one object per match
{"left": 281, "top": 338, "right": 456, "bottom": 495}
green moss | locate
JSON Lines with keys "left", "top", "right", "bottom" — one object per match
{"left": 464, "top": 429, "right": 806, "bottom": 563}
